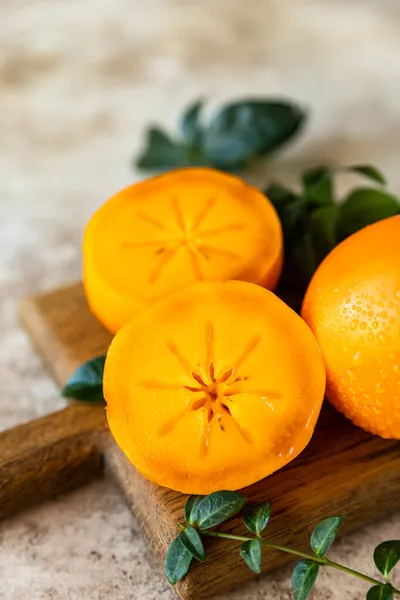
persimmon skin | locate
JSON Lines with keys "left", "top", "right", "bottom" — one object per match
{"left": 83, "top": 168, "right": 283, "bottom": 333}
{"left": 104, "top": 281, "right": 326, "bottom": 494}
{"left": 302, "top": 216, "right": 400, "bottom": 439}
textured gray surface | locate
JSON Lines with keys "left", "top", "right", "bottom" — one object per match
{"left": 0, "top": 0, "right": 400, "bottom": 598}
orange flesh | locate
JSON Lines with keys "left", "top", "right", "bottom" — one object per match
{"left": 83, "top": 168, "right": 283, "bottom": 333}
{"left": 104, "top": 281, "right": 326, "bottom": 494}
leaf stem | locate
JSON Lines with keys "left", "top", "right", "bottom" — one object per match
{"left": 201, "top": 531, "right": 400, "bottom": 596}
{"left": 322, "top": 558, "right": 384, "bottom": 588}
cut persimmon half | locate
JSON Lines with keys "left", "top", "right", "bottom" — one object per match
{"left": 83, "top": 168, "right": 283, "bottom": 333}
{"left": 104, "top": 281, "right": 325, "bottom": 493}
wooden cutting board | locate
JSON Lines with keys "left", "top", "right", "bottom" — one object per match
{"left": 0, "top": 282, "right": 399, "bottom": 599}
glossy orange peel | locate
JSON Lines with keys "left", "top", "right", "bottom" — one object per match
{"left": 302, "top": 216, "right": 400, "bottom": 439}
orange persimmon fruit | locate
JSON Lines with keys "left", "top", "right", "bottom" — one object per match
{"left": 83, "top": 168, "right": 283, "bottom": 333}
{"left": 104, "top": 281, "right": 326, "bottom": 494}
{"left": 302, "top": 216, "right": 400, "bottom": 439}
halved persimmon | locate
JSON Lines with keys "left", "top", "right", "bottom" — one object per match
{"left": 104, "top": 281, "right": 325, "bottom": 493}
{"left": 83, "top": 168, "right": 283, "bottom": 333}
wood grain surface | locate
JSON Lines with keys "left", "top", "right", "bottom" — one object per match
{"left": 0, "top": 403, "right": 106, "bottom": 521}
{"left": 11, "top": 282, "right": 400, "bottom": 600}
{"left": 0, "top": 283, "right": 110, "bottom": 520}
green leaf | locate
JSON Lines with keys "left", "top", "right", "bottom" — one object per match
{"left": 184, "top": 495, "right": 204, "bottom": 526}
{"left": 348, "top": 164, "right": 387, "bottom": 186}
{"left": 367, "top": 584, "right": 394, "bottom": 600}
{"left": 373, "top": 541, "right": 400, "bottom": 579}
{"left": 302, "top": 166, "right": 334, "bottom": 205}
{"left": 196, "top": 491, "right": 247, "bottom": 530}
{"left": 302, "top": 165, "right": 330, "bottom": 188}
{"left": 310, "top": 516, "right": 343, "bottom": 557}
{"left": 164, "top": 535, "right": 193, "bottom": 585}
{"left": 61, "top": 355, "right": 106, "bottom": 402}
{"left": 282, "top": 198, "right": 308, "bottom": 247}
{"left": 205, "top": 100, "right": 306, "bottom": 170}
{"left": 136, "top": 127, "right": 190, "bottom": 171}
{"left": 243, "top": 502, "right": 272, "bottom": 537}
{"left": 180, "top": 99, "right": 204, "bottom": 147}
{"left": 266, "top": 182, "right": 307, "bottom": 255}
{"left": 178, "top": 525, "right": 206, "bottom": 562}
{"left": 266, "top": 182, "right": 299, "bottom": 210}
{"left": 339, "top": 187, "right": 399, "bottom": 239}
{"left": 266, "top": 185, "right": 304, "bottom": 252}
{"left": 292, "top": 230, "right": 318, "bottom": 280}
{"left": 309, "top": 205, "right": 340, "bottom": 259}
{"left": 240, "top": 539, "right": 262, "bottom": 574}
{"left": 292, "top": 560, "right": 319, "bottom": 600}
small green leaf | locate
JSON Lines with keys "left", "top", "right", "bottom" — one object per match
{"left": 266, "top": 183, "right": 307, "bottom": 258}
{"left": 292, "top": 230, "right": 318, "bottom": 280}
{"left": 180, "top": 99, "right": 204, "bottom": 147}
{"left": 348, "top": 164, "right": 387, "bottom": 186}
{"left": 243, "top": 502, "right": 272, "bottom": 537}
{"left": 184, "top": 495, "right": 204, "bottom": 525}
{"left": 292, "top": 560, "right": 319, "bottom": 600}
{"left": 61, "top": 355, "right": 106, "bottom": 402}
{"left": 266, "top": 182, "right": 299, "bottom": 210}
{"left": 240, "top": 539, "right": 262, "bottom": 574}
{"left": 309, "top": 205, "right": 340, "bottom": 259}
{"left": 339, "top": 187, "right": 399, "bottom": 239}
{"left": 178, "top": 525, "right": 206, "bottom": 562}
{"left": 205, "top": 100, "right": 306, "bottom": 170}
{"left": 302, "top": 165, "right": 329, "bottom": 186}
{"left": 373, "top": 541, "right": 400, "bottom": 579}
{"left": 196, "top": 491, "right": 247, "bottom": 530}
{"left": 266, "top": 186, "right": 305, "bottom": 252}
{"left": 310, "top": 516, "right": 343, "bottom": 557}
{"left": 136, "top": 127, "right": 190, "bottom": 171}
{"left": 282, "top": 197, "right": 308, "bottom": 237}
{"left": 367, "top": 584, "right": 394, "bottom": 600}
{"left": 302, "top": 166, "right": 334, "bottom": 205}
{"left": 164, "top": 535, "right": 193, "bottom": 585}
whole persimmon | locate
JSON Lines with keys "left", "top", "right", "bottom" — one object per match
{"left": 83, "top": 168, "right": 283, "bottom": 333}
{"left": 104, "top": 281, "right": 325, "bottom": 494}
{"left": 302, "top": 216, "right": 400, "bottom": 439}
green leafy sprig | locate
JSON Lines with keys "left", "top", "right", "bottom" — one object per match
{"left": 267, "top": 164, "right": 400, "bottom": 291}
{"left": 165, "top": 491, "right": 400, "bottom": 600}
{"left": 61, "top": 355, "right": 106, "bottom": 403}
{"left": 135, "top": 98, "right": 306, "bottom": 173}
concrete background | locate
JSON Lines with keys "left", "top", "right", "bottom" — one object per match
{"left": 1, "top": 0, "right": 399, "bottom": 598}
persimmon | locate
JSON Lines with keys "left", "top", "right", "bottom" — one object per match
{"left": 104, "top": 281, "right": 326, "bottom": 494}
{"left": 83, "top": 168, "right": 283, "bottom": 333}
{"left": 302, "top": 216, "right": 400, "bottom": 439}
